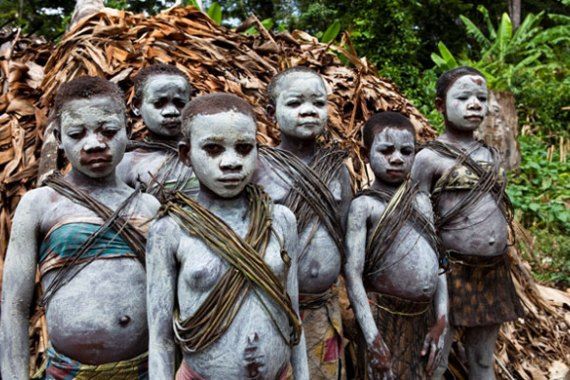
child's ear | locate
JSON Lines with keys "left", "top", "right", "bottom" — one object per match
{"left": 178, "top": 139, "right": 191, "bottom": 167}
{"left": 131, "top": 99, "right": 141, "bottom": 117}
{"left": 53, "top": 125, "right": 62, "bottom": 146}
{"left": 266, "top": 104, "right": 276, "bottom": 119}
{"left": 435, "top": 97, "right": 445, "bottom": 114}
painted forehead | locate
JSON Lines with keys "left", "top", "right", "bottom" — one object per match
{"left": 188, "top": 110, "right": 256, "bottom": 137}
{"left": 448, "top": 75, "right": 487, "bottom": 92}
{"left": 143, "top": 74, "right": 189, "bottom": 92}
{"left": 275, "top": 72, "right": 327, "bottom": 94}
{"left": 373, "top": 127, "right": 415, "bottom": 144}
{"left": 61, "top": 95, "right": 124, "bottom": 118}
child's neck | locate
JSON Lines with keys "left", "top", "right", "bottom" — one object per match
{"left": 147, "top": 130, "right": 181, "bottom": 142}
{"left": 66, "top": 169, "right": 120, "bottom": 190}
{"left": 278, "top": 134, "right": 317, "bottom": 164}
{"left": 371, "top": 178, "right": 402, "bottom": 193}
{"left": 441, "top": 125, "right": 476, "bottom": 146}
{"left": 197, "top": 184, "right": 249, "bottom": 218}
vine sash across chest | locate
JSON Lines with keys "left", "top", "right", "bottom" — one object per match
{"left": 258, "top": 145, "right": 346, "bottom": 256}
{"left": 163, "top": 185, "right": 302, "bottom": 352}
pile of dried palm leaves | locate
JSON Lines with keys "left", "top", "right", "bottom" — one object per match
{"left": 0, "top": 6, "right": 567, "bottom": 379}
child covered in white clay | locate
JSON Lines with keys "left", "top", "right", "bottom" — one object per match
{"left": 146, "top": 93, "right": 309, "bottom": 379}
{"left": 345, "top": 112, "right": 448, "bottom": 380}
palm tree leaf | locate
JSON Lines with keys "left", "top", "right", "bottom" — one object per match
{"left": 477, "top": 5, "right": 496, "bottom": 40}
{"left": 437, "top": 41, "right": 458, "bottom": 68}
{"left": 460, "top": 14, "right": 491, "bottom": 48}
{"left": 497, "top": 13, "right": 513, "bottom": 61}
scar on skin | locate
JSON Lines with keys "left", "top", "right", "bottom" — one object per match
{"left": 471, "top": 77, "right": 483, "bottom": 85}
{"left": 244, "top": 333, "right": 265, "bottom": 379}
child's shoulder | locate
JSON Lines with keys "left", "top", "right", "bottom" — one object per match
{"left": 149, "top": 212, "right": 180, "bottom": 237}
{"left": 272, "top": 203, "right": 296, "bottom": 228}
{"left": 19, "top": 186, "right": 57, "bottom": 207}
{"left": 350, "top": 192, "right": 385, "bottom": 213}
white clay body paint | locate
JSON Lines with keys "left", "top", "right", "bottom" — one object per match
{"left": 445, "top": 74, "right": 489, "bottom": 131}
{"left": 274, "top": 72, "right": 328, "bottom": 140}
{"left": 60, "top": 96, "right": 127, "bottom": 178}
{"left": 138, "top": 74, "right": 191, "bottom": 137}
{"left": 369, "top": 128, "right": 415, "bottom": 185}
{"left": 186, "top": 111, "right": 257, "bottom": 198}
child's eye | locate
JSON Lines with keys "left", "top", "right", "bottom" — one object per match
{"left": 153, "top": 98, "right": 168, "bottom": 108}
{"left": 457, "top": 97, "right": 468, "bottom": 101}
{"left": 478, "top": 96, "right": 487, "bottom": 102}
{"left": 379, "top": 147, "right": 395, "bottom": 155}
{"left": 286, "top": 101, "right": 301, "bottom": 107}
{"left": 203, "top": 143, "right": 224, "bottom": 156}
{"left": 101, "top": 129, "right": 118, "bottom": 138}
{"left": 67, "top": 130, "right": 85, "bottom": 139}
{"left": 235, "top": 143, "right": 254, "bottom": 156}
{"left": 401, "top": 147, "right": 413, "bottom": 156}
{"left": 173, "top": 99, "right": 186, "bottom": 109}
{"left": 314, "top": 100, "right": 326, "bottom": 107}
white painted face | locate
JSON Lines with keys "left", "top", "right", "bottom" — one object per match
{"left": 138, "top": 74, "right": 191, "bottom": 137}
{"left": 445, "top": 75, "right": 489, "bottom": 131}
{"left": 274, "top": 72, "right": 328, "bottom": 140}
{"left": 369, "top": 127, "right": 415, "bottom": 185}
{"left": 187, "top": 111, "right": 257, "bottom": 198}
{"left": 60, "top": 96, "right": 127, "bottom": 178}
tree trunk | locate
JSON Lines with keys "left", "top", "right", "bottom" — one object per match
{"left": 476, "top": 91, "right": 521, "bottom": 170}
{"left": 508, "top": 0, "right": 521, "bottom": 29}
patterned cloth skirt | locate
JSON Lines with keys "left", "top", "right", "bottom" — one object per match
{"left": 45, "top": 347, "right": 148, "bottom": 380}
{"left": 447, "top": 251, "right": 524, "bottom": 327}
{"left": 368, "top": 292, "right": 435, "bottom": 380}
{"left": 300, "top": 286, "right": 345, "bottom": 380}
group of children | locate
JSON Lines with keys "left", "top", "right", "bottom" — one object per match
{"left": 0, "top": 63, "right": 522, "bottom": 380}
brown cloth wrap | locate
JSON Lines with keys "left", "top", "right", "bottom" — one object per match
{"left": 447, "top": 251, "right": 524, "bottom": 327}
{"left": 300, "top": 287, "right": 345, "bottom": 380}
{"left": 367, "top": 292, "right": 435, "bottom": 380}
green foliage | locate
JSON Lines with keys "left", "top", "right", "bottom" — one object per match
{"left": 507, "top": 135, "right": 570, "bottom": 232}
{"left": 320, "top": 20, "right": 341, "bottom": 43}
{"left": 431, "top": 8, "right": 569, "bottom": 92}
{"left": 527, "top": 228, "right": 570, "bottom": 287}
{"left": 206, "top": 2, "right": 222, "bottom": 25}
{"left": 105, "top": 0, "right": 128, "bottom": 10}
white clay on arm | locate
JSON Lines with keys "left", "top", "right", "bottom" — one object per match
{"left": 280, "top": 206, "right": 309, "bottom": 380}
{"left": 337, "top": 165, "right": 354, "bottom": 230}
{"left": 146, "top": 217, "right": 179, "bottom": 379}
{"left": 411, "top": 150, "right": 437, "bottom": 223}
{"left": 344, "top": 197, "right": 379, "bottom": 345}
{"left": 115, "top": 153, "right": 135, "bottom": 187}
{"left": 0, "top": 191, "right": 42, "bottom": 380}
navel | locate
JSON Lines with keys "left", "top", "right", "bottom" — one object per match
{"left": 118, "top": 315, "right": 131, "bottom": 327}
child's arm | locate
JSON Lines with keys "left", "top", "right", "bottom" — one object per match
{"left": 0, "top": 191, "right": 42, "bottom": 379}
{"left": 422, "top": 274, "right": 449, "bottom": 375}
{"left": 146, "top": 216, "right": 179, "bottom": 379}
{"left": 344, "top": 197, "right": 393, "bottom": 378}
{"left": 411, "top": 149, "right": 438, "bottom": 222}
{"left": 281, "top": 206, "right": 309, "bottom": 380}
{"left": 338, "top": 165, "right": 354, "bottom": 231}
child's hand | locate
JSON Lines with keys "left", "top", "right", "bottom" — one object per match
{"left": 421, "top": 315, "right": 447, "bottom": 376}
{"left": 367, "top": 334, "right": 395, "bottom": 380}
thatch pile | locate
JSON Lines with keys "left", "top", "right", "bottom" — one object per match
{"left": 0, "top": 6, "right": 567, "bottom": 379}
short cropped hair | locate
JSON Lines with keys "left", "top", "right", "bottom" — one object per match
{"left": 53, "top": 76, "right": 125, "bottom": 130}
{"left": 181, "top": 93, "right": 255, "bottom": 139}
{"left": 436, "top": 66, "right": 485, "bottom": 100}
{"left": 362, "top": 111, "right": 416, "bottom": 154}
{"left": 266, "top": 66, "right": 326, "bottom": 106}
{"left": 133, "top": 63, "right": 194, "bottom": 103}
